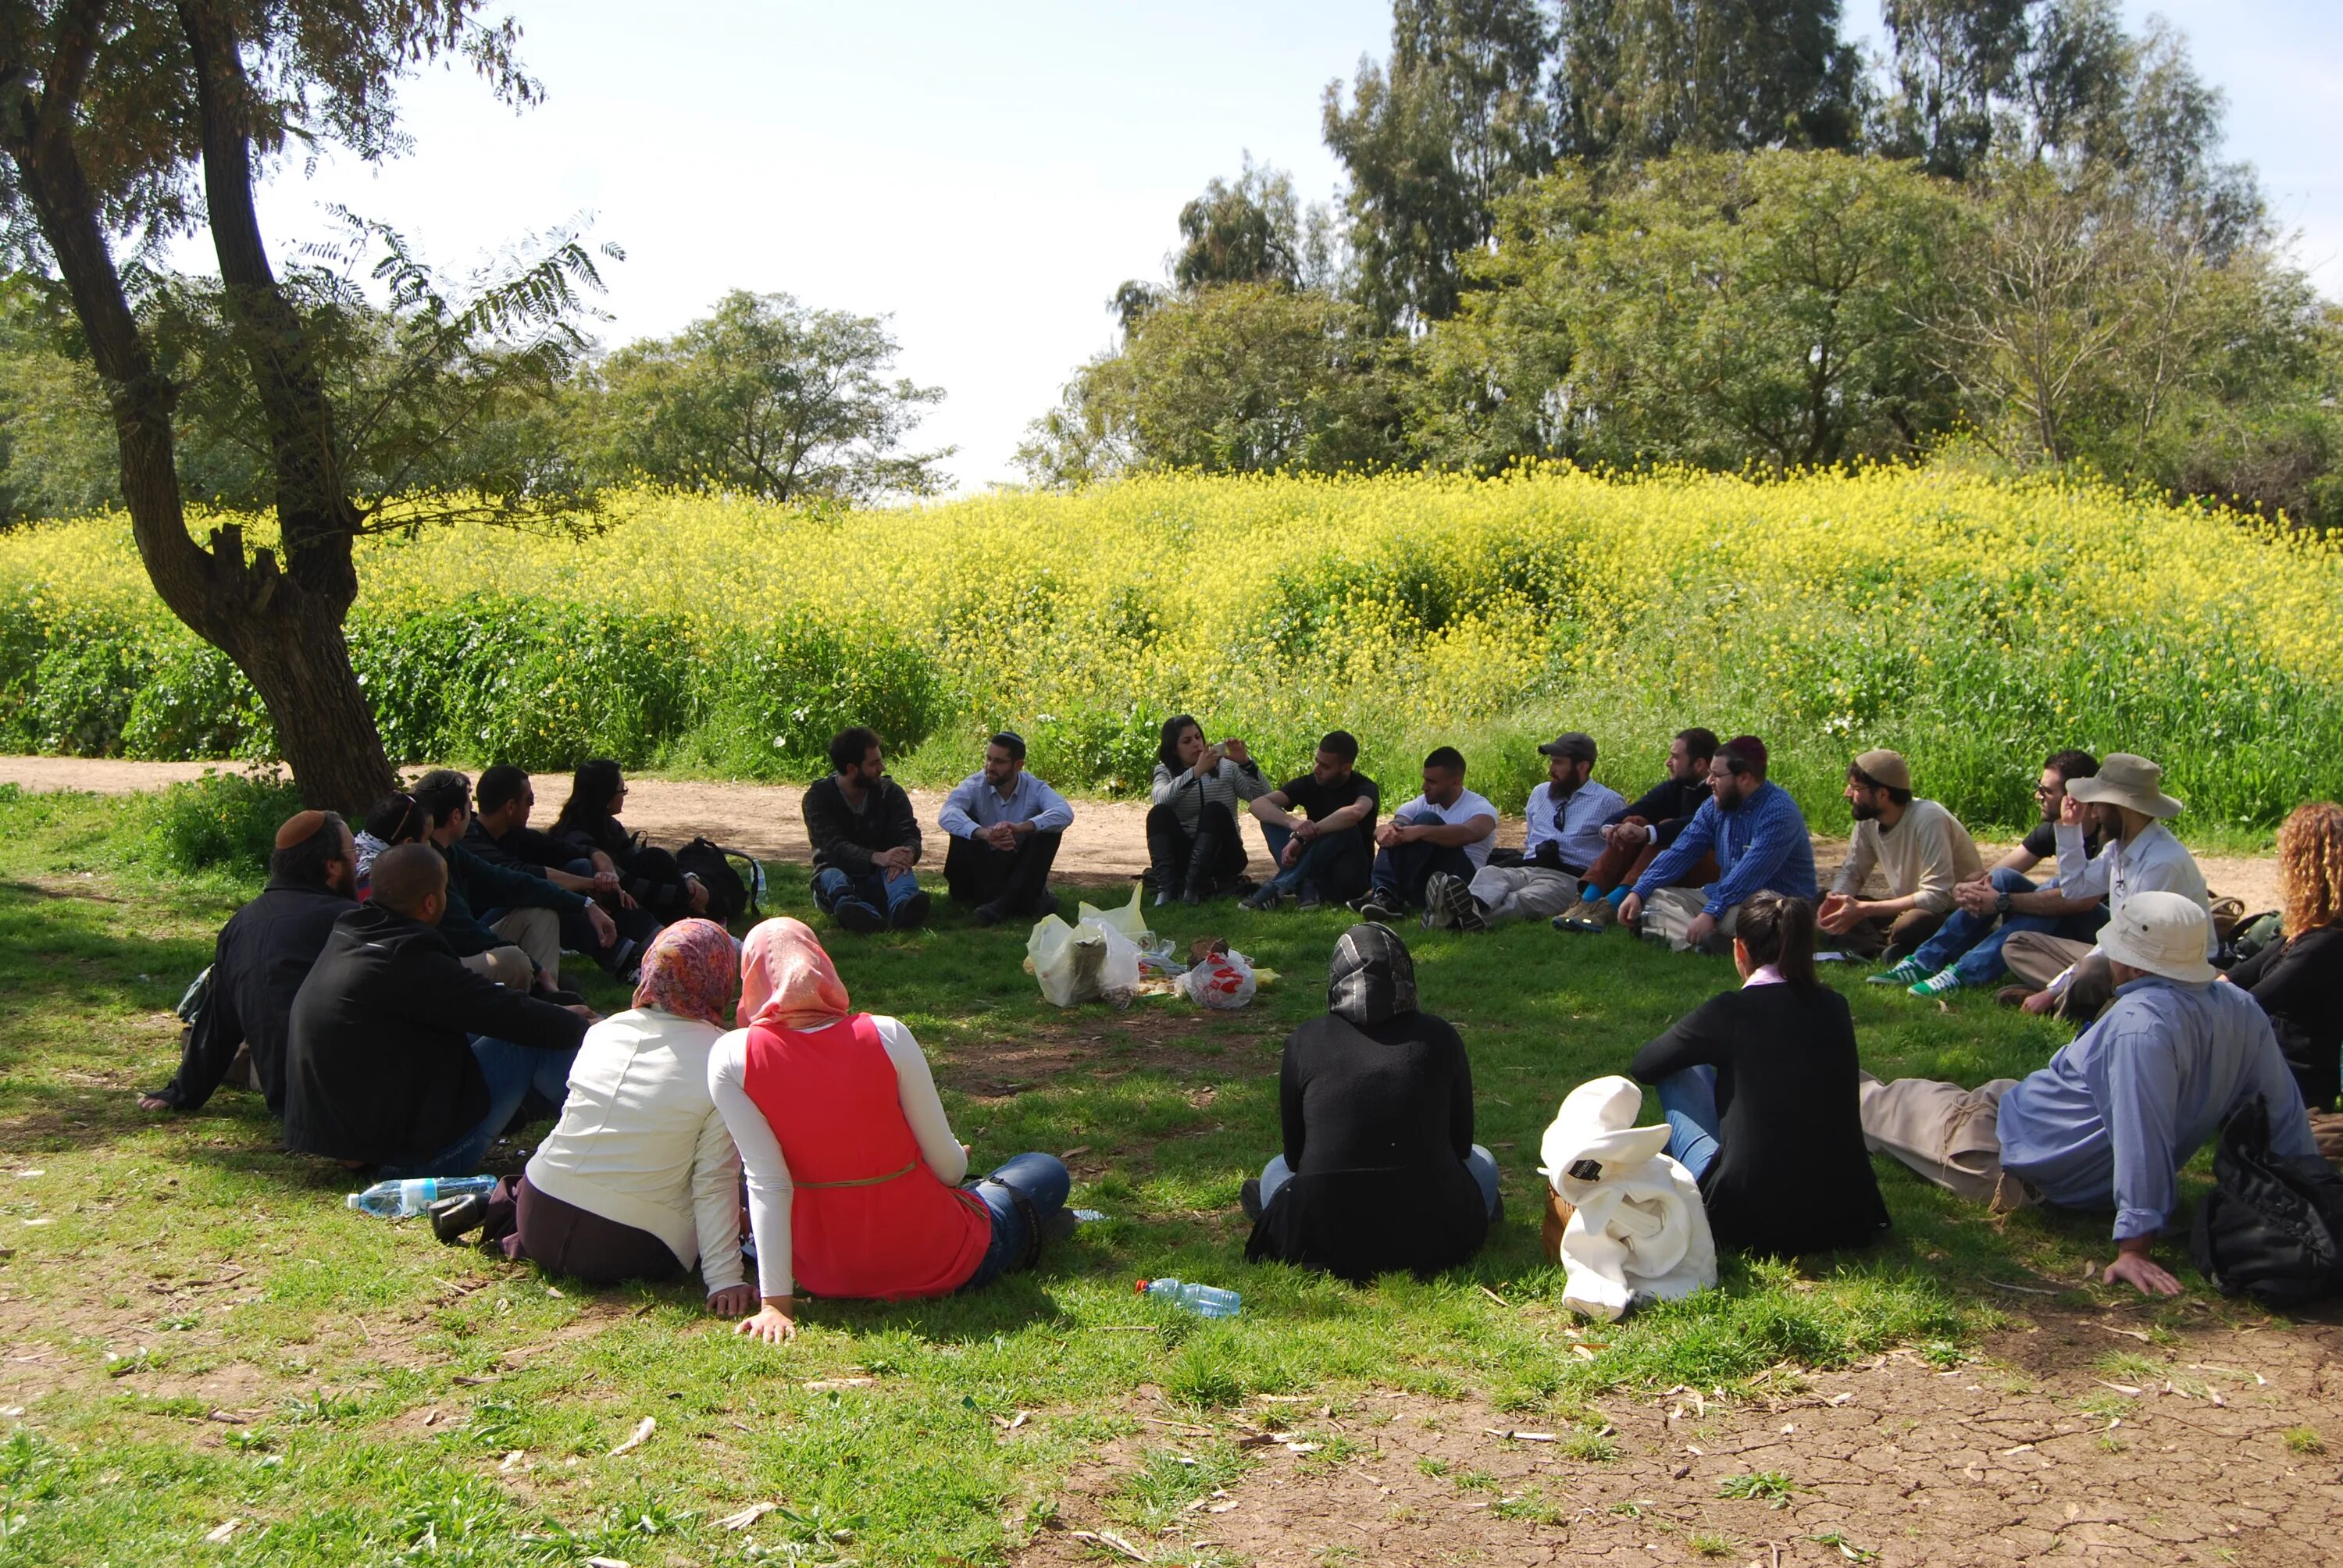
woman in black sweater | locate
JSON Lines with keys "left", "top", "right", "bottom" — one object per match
{"left": 1628, "top": 892, "right": 1889, "bottom": 1257}
{"left": 552, "top": 759, "right": 707, "bottom": 922}
{"left": 2225, "top": 802, "right": 2343, "bottom": 1113}
{"left": 1243, "top": 923, "right": 1496, "bottom": 1282}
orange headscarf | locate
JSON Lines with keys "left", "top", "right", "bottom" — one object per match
{"left": 738, "top": 917, "right": 853, "bottom": 1032}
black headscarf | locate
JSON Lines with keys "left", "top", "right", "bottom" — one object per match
{"left": 1327, "top": 922, "right": 1418, "bottom": 1027}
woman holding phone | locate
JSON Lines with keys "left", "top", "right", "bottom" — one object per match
{"left": 1147, "top": 714, "right": 1270, "bottom": 905}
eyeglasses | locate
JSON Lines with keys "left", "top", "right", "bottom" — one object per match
{"left": 2033, "top": 783, "right": 2062, "bottom": 798}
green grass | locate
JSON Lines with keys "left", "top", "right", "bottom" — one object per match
{"left": 0, "top": 783, "right": 2265, "bottom": 1565}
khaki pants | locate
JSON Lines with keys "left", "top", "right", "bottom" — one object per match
{"left": 2001, "top": 933, "right": 2115, "bottom": 1021}
{"left": 491, "top": 908, "right": 562, "bottom": 985}
{"left": 1835, "top": 907, "right": 1950, "bottom": 962}
{"left": 460, "top": 944, "right": 536, "bottom": 990}
{"left": 1466, "top": 864, "right": 1581, "bottom": 925}
{"left": 1638, "top": 886, "right": 1741, "bottom": 953}
{"left": 1856, "top": 1072, "right": 2021, "bottom": 1205}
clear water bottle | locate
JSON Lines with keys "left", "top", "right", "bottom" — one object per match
{"left": 344, "top": 1174, "right": 496, "bottom": 1219}
{"left": 1136, "top": 1278, "right": 1241, "bottom": 1317}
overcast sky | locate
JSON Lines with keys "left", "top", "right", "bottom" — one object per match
{"left": 227, "top": 1, "right": 2343, "bottom": 494}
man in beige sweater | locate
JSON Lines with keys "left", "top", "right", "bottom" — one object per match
{"left": 1819, "top": 749, "right": 1983, "bottom": 962}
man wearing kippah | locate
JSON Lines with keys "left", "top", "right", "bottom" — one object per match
{"left": 1860, "top": 893, "right": 2313, "bottom": 1295}
{"left": 1817, "top": 749, "right": 1984, "bottom": 964}
{"left": 1620, "top": 734, "right": 1817, "bottom": 954}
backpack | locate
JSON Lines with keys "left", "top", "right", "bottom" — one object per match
{"left": 2220, "top": 910, "right": 2282, "bottom": 970}
{"left": 672, "top": 838, "right": 764, "bottom": 928}
{"left": 2189, "top": 1096, "right": 2343, "bottom": 1308}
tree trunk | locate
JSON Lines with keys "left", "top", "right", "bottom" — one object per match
{"left": 216, "top": 600, "right": 394, "bottom": 815}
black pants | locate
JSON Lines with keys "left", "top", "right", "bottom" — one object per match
{"left": 1370, "top": 822, "right": 1477, "bottom": 909}
{"left": 944, "top": 831, "right": 1064, "bottom": 914}
{"left": 483, "top": 1174, "right": 683, "bottom": 1285}
{"left": 1145, "top": 800, "right": 1248, "bottom": 897}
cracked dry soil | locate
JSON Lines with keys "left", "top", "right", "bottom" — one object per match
{"left": 1024, "top": 1307, "right": 2343, "bottom": 1567}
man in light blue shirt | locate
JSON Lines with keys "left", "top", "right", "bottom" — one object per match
{"left": 1861, "top": 892, "right": 2314, "bottom": 1295}
{"left": 1621, "top": 734, "right": 1817, "bottom": 954}
{"left": 938, "top": 732, "right": 1075, "bottom": 925}
{"left": 1442, "top": 731, "right": 1627, "bottom": 931}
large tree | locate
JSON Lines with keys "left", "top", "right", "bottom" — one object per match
{"left": 0, "top": 3, "right": 603, "bottom": 810}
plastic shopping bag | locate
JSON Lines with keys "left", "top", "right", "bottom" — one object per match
{"left": 1077, "top": 884, "right": 1153, "bottom": 945}
{"left": 1182, "top": 947, "right": 1257, "bottom": 1009}
{"left": 1028, "top": 912, "right": 1142, "bottom": 1008}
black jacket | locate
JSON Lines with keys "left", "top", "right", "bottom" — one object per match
{"left": 1245, "top": 1010, "right": 1489, "bottom": 1282}
{"left": 436, "top": 839, "right": 586, "bottom": 958}
{"left": 282, "top": 903, "right": 589, "bottom": 1167}
{"left": 2230, "top": 924, "right": 2343, "bottom": 1111}
{"left": 153, "top": 880, "right": 354, "bottom": 1114}
{"left": 802, "top": 774, "right": 923, "bottom": 873}
{"left": 1630, "top": 982, "right": 1889, "bottom": 1257}
{"left": 462, "top": 818, "right": 588, "bottom": 881}
{"left": 554, "top": 810, "right": 691, "bottom": 913}
{"left": 1605, "top": 775, "right": 1710, "bottom": 852}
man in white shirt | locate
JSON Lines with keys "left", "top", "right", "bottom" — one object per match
{"left": 2000, "top": 754, "right": 2210, "bottom": 1024}
{"left": 1435, "top": 732, "right": 1626, "bottom": 932}
{"left": 1356, "top": 746, "right": 1499, "bottom": 925}
{"left": 1817, "top": 749, "right": 1984, "bottom": 962}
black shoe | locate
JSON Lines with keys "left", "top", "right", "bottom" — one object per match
{"left": 1180, "top": 889, "right": 1204, "bottom": 906}
{"left": 1296, "top": 882, "right": 1325, "bottom": 911}
{"left": 1356, "top": 890, "right": 1403, "bottom": 923}
{"left": 974, "top": 900, "right": 1008, "bottom": 927}
{"left": 539, "top": 987, "right": 585, "bottom": 1007}
{"left": 832, "top": 900, "right": 884, "bottom": 935}
{"left": 1239, "top": 1177, "right": 1264, "bottom": 1223}
{"left": 429, "top": 1192, "right": 490, "bottom": 1245}
{"left": 892, "top": 890, "right": 932, "bottom": 930}
{"left": 1040, "top": 1206, "right": 1078, "bottom": 1245}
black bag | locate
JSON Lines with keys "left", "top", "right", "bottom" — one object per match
{"left": 2189, "top": 1095, "right": 2343, "bottom": 1307}
{"left": 672, "top": 838, "right": 763, "bottom": 928}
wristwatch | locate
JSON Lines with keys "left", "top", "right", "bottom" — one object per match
{"left": 1995, "top": 891, "right": 2011, "bottom": 916}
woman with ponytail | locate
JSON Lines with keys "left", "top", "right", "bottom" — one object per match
{"left": 1628, "top": 891, "right": 1889, "bottom": 1256}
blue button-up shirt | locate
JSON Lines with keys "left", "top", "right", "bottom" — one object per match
{"left": 937, "top": 770, "right": 1075, "bottom": 839}
{"left": 1998, "top": 975, "right": 2315, "bottom": 1240}
{"left": 1525, "top": 779, "right": 1628, "bottom": 870}
{"left": 1632, "top": 779, "right": 1817, "bottom": 917}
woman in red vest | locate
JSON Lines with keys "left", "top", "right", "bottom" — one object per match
{"left": 708, "top": 917, "right": 1072, "bottom": 1342}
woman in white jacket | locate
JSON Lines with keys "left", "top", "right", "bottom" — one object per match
{"left": 430, "top": 918, "right": 754, "bottom": 1316}
{"left": 1147, "top": 714, "right": 1269, "bottom": 904}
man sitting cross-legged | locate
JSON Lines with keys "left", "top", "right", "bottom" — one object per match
{"left": 1881, "top": 749, "right": 2109, "bottom": 997}
{"left": 939, "top": 731, "right": 1075, "bottom": 926}
{"left": 140, "top": 810, "right": 357, "bottom": 1118}
{"left": 803, "top": 725, "right": 931, "bottom": 934}
{"left": 1434, "top": 732, "right": 1626, "bottom": 932}
{"left": 1816, "top": 749, "right": 1983, "bottom": 962}
{"left": 1859, "top": 892, "right": 2313, "bottom": 1295}
{"left": 2001, "top": 753, "right": 2210, "bottom": 1025}
{"left": 1354, "top": 747, "right": 1498, "bottom": 925}
{"left": 1620, "top": 735, "right": 1817, "bottom": 955}
{"left": 284, "top": 845, "right": 594, "bottom": 1178}
{"left": 1556, "top": 728, "right": 1721, "bottom": 934}
{"left": 465, "top": 764, "right": 651, "bottom": 979}
{"left": 1243, "top": 730, "right": 1381, "bottom": 911}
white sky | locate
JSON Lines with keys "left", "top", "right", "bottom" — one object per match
{"left": 223, "top": 1, "right": 2343, "bottom": 494}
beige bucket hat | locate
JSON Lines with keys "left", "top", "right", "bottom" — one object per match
{"left": 2066, "top": 753, "right": 2184, "bottom": 819}
{"left": 2098, "top": 889, "right": 2216, "bottom": 985}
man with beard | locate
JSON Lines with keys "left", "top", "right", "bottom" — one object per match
{"left": 1555, "top": 728, "right": 1721, "bottom": 933}
{"left": 1817, "top": 750, "right": 1983, "bottom": 962}
{"left": 1432, "top": 732, "right": 1624, "bottom": 932}
{"left": 1621, "top": 736, "right": 1817, "bottom": 954}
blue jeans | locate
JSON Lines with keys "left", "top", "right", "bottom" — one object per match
{"left": 1906, "top": 868, "right": 2109, "bottom": 986}
{"left": 1259, "top": 1145, "right": 1502, "bottom": 1218}
{"left": 380, "top": 1034, "right": 579, "bottom": 1181}
{"left": 1258, "top": 821, "right": 1373, "bottom": 902}
{"left": 1655, "top": 1065, "right": 1722, "bottom": 1180}
{"left": 958, "top": 1152, "right": 1072, "bottom": 1292}
{"left": 812, "top": 864, "right": 925, "bottom": 928}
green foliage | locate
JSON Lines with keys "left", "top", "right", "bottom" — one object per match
{"left": 142, "top": 771, "right": 307, "bottom": 877}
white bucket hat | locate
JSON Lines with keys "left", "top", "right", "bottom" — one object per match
{"left": 2099, "top": 890, "right": 2216, "bottom": 985}
{"left": 2067, "top": 754, "right": 2184, "bottom": 820}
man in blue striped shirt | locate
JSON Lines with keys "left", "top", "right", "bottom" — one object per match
{"left": 1621, "top": 735, "right": 1817, "bottom": 954}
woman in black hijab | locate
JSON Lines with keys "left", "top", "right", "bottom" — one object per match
{"left": 1243, "top": 923, "right": 1496, "bottom": 1281}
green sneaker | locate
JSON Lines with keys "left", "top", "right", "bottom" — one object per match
{"left": 1908, "top": 968, "right": 1967, "bottom": 999}
{"left": 1867, "top": 956, "right": 1930, "bottom": 987}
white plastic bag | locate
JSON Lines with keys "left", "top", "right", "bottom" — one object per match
{"left": 1537, "top": 1075, "right": 1717, "bottom": 1321}
{"left": 1077, "top": 884, "right": 1153, "bottom": 946}
{"left": 1028, "top": 912, "right": 1141, "bottom": 1008}
{"left": 1182, "top": 947, "right": 1257, "bottom": 1009}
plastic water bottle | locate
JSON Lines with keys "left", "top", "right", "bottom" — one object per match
{"left": 344, "top": 1174, "right": 495, "bottom": 1219}
{"left": 1136, "top": 1278, "right": 1241, "bottom": 1317}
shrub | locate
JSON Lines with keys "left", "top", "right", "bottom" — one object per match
{"left": 123, "top": 637, "right": 276, "bottom": 761}
{"left": 144, "top": 771, "right": 307, "bottom": 877}
{"left": 674, "top": 615, "right": 945, "bottom": 779}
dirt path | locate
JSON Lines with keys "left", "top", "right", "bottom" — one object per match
{"left": 1023, "top": 1305, "right": 2343, "bottom": 1566}
{"left": 0, "top": 755, "right": 2284, "bottom": 910}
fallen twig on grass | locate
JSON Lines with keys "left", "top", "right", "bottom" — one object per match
{"left": 608, "top": 1416, "right": 654, "bottom": 1456}
{"left": 1068, "top": 1527, "right": 1149, "bottom": 1562}
{"left": 1983, "top": 1278, "right": 2063, "bottom": 1295}
{"left": 715, "top": 1501, "right": 779, "bottom": 1531}
{"left": 1483, "top": 1428, "right": 1558, "bottom": 1442}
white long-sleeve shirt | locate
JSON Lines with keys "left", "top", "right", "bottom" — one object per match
{"left": 705, "top": 1015, "right": 965, "bottom": 1299}
{"left": 2056, "top": 819, "right": 2215, "bottom": 963}
{"left": 521, "top": 1008, "right": 744, "bottom": 1290}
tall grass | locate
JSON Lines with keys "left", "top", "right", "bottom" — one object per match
{"left": 4, "top": 465, "right": 2338, "bottom": 832}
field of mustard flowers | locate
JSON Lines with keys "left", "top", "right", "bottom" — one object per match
{"left": 2, "top": 465, "right": 2338, "bottom": 832}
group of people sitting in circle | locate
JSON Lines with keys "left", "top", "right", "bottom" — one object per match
{"left": 137, "top": 718, "right": 2341, "bottom": 1324}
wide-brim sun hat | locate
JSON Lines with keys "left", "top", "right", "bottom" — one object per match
{"left": 2066, "top": 753, "right": 2184, "bottom": 820}
{"left": 2098, "top": 889, "right": 2216, "bottom": 985}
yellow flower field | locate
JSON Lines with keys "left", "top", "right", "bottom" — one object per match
{"left": 3, "top": 465, "right": 2338, "bottom": 829}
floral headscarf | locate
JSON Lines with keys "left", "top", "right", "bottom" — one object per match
{"left": 630, "top": 918, "right": 740, "bottom": 1029}
{"left": 738, "top": 917, "right": 853, "bottom": 1032}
